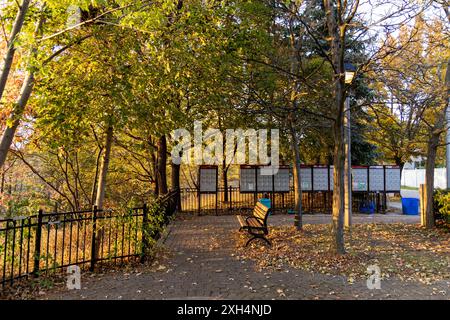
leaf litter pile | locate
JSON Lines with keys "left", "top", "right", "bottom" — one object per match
{"left": 235, "top": 224, "right": 450, "bottom": 284}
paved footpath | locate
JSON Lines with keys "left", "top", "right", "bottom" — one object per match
{"left": 43, "top": 214, "right": 449, "bottom": 300}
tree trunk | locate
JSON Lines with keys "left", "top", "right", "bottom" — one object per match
{"left": 95, "top": 125, "right": 113, "bottom": 209}
{"left": 152, "top": 151, "right": 158, "bottom": 195}
{"left": 1, "top": 170, "right": 5, "bottom": 193}
{"left": 93, "top": 124, "right": 113, "bottom": 260}
{"left": 0, "top": 0, "right": 31, "bottom": 101}
{"left": 90, "top": 148, "right": 103, "bottom": 206}
{"left": 222, "top": 166, "right": 229, "bottom": 202}
{"left": 394, "top": 155, "right": 405, "bottom": 178}
{"left": 171, "top": 162, "right": 181, "bottom": 210}
{"left": 290, "top": 124, "right": 303, "bottom": 230}
{"left": 222, "top": 167, "right": 229, "bottom": 201}
{"left": 0, "top": 9, "right": 45, "bottom": 169}
{"left": 220, "top": 131, "right": 228, "bottom": 201}
{"left": 0, "top": 71, "right": 35, "bottom": 169}
{"left": 424, "top": 134, "right": 439, "bottom": 229}
{"left": 424, "top": 56, "right": 449, "bottom": 228}
{"left": 329, "top": 45, "right": 347, "bottom": 254}
{"left": 157, "top": 135, "right": 168, "bottom": 195}
{"left": 286, "top": 2, "right": 302, "bottom": 230}
{"left": 324, "top": 0, "right": 347, "bottom": 255}
{"left": 332, "top": 116, "right": 346, "bottom": 253}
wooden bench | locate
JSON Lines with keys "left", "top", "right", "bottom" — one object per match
{"left": 236, "top": 202, "right": 272, "bottom": 247}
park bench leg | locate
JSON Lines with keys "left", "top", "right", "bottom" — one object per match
{"left": 245, "top": 235, "right": 271, "bottom": 247}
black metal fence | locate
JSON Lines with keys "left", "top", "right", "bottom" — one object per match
{"left": 0, "top": 191, "right": 178, "bottom": 289}
{"left": 180, "top": 187, "right": 389, "bottom": 215}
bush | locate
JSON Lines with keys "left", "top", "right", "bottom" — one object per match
{"left": 433, "top": 189, "right": 450, "bottom": 226}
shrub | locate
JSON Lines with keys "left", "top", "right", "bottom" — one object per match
{"left": 434, "top": 189, "right": 450, "bottom": 227}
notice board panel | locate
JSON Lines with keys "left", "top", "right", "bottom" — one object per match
{"left": 199, "top": 166, "right": 218, "bottom": 194}
{"left": 257, "top": 168, "right": 273, "bottom": 192}
{"left": 385, "top": 166, "right": 401, "bottom": 192}
{"left": 240, "top": 166, "right": 257, "bottom": 193}
{"left": 352, "top": 167, "right": 368, "bottom": 191}
{"left": 240, "top": 166, "right": 291, "bottom": 193}
{"left": 313, "top": 166, "right": 329, "bottom": 191}
{"left": 274, "top": 167, "right": 291, "bottom": 192}
{"left": 369, "top": 166, "right": 384, "bottom": 191}
{"left": 301, "top": 166, "right": 312, "bottom": 191}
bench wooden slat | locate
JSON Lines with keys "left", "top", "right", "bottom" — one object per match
{"left": 253, "top": 207, "right": 267, "bottom": 221}
{"left": 256, "top": 202, "right": 270, "bottom": 213}
{"left": 256, "top": 201, "right": 269, "bottom": 212}
{"left": 237, "top": 215, "right": 246, "bottom": 227}
{"left": 254, "top": 203, "right": 269, "bottom": 222}
{"left": 247, "top": 217, "right": 262, "bottom": 228}
{"left": 237, "top": 216, "right": 264, "bottom": 229}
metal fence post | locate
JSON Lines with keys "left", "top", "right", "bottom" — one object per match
{"left": 175, "top": 188, "right": 181, "bottom": 212}
{"left": 33, "top": 209, "right": 43, "bottom": 276}
{"left": 140, "top": 204, "right": 149, "bottom": 263}
{"left": 90, "top": 205, "right": 98, "bottom": 272}
{"left": 229, "top": 186, "right": 232, "bottom": 211}
{"left": 197, "top": 188, "right": 200, "bottom": 215}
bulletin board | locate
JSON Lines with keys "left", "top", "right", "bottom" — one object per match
{"left": 385, "top": 166, "right": 401, "bottom": 192}
{"left": 352, "top": 166, "right": 368, "bottom": 192}
{"left": 239, "top": 165, "right": 291, "bottom": 193}
{"left": 199, "top": 165, "right": 218, "bottom": 194}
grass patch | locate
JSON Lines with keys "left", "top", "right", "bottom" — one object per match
{"left": 401, "top": 186, "right": 419, "bottom": 191}
{"left": 235, "top": 224, "right": 450, "bottom": 284}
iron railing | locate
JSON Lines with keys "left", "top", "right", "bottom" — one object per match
{"left": 0, "top": 191, "right": 178, "bottom": 289}
{"left": 180, "top": 187, "right": 389, "bottom": 214}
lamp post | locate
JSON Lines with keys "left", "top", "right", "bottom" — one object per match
{"left": 344, "top": 63, "right": 356, "bottom": 228}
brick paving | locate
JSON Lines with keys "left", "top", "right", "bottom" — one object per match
{"left": 42, "top": 214, "right": 449, "bottom": 300}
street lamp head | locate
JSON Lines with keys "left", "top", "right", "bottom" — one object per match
{"left": 344, "top": 62, "right": 356, "bottom": 84}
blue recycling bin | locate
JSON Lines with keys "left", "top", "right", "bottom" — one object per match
{"left": 360, "top": 201, "right": 375, "bottom": 214}
{"left": 402, "top": 198, "right": 419, "bottom": 215}
{"left": 259, "top": 198, "right": 271, "bottom": 209}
